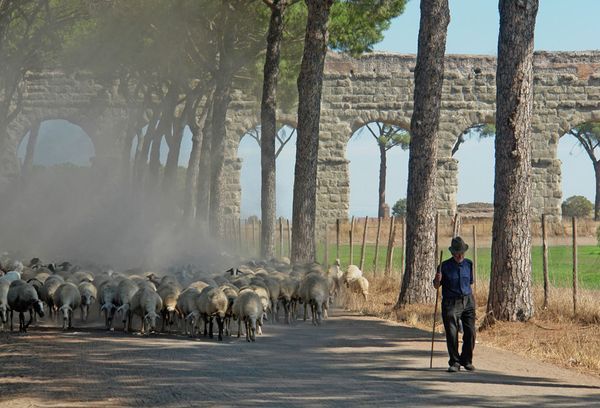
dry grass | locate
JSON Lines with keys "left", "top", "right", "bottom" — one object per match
{"left": 339, "top": 274, "right": 600, "bottom": 376}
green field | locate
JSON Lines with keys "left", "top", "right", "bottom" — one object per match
{"left": 307, "top": 243, "right": 600, "bottom": 290}
{"left": 242, "top": 240, "right": 600, "bottom": 290}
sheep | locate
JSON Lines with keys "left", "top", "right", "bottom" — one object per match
{"left": 277, "top": 277, "right": 299, "bottom": 324}
{"left": 343, "top": 265, "right": 363, "bottom": 286}
{"left": 66, "top": 270, "right": 94, "bottom": 285}
{"left": 130, "top": 286, "right": 163, "bottom": 335}
{"left": 347, "top": 276, "right": 369, "bottom": 301}
{"left": 99, "top": 281, "right": 119, "bottom": 330}
{"left": 54, "top": 282, "right": 81, "bottom": 330}
{"left": 40, "top": 275, "right": 64, "bottom": 319}
{"left": 327, "top": 259, "right": 343, "bottom": 300}
{"left": 7, "top": 280, "right": 45, "bottom": 332}
{"left": 115, "top": 278, "right": 139, "bottom": 332}
{"left": 0, "top": 279, "right": 9, "bottom": 331}
{"left": 78, "top": 281, "right": 97, "bottom": 321}
{"left": 232, "top": 289, "right": 263, "bottom": 342}
{"left": 196, "top": 286, "right": 228, "bottom": 341}
{"left": 0, "top": 270, "right": 21, "bottom": 283}
{"left": 157, "top": 282, "right": 181, "bottom": 333}
{"left": 175, "top": 287, "right": 201, "bottom": 336}
{"left": 188, "top": 280, "right": 210, "bottom": 291}
{"left": 299, "top": 273, "right": 329, "bottom": 325}
{"left": 219, "top": 284, "right": 239, "bottom": 336}
{"left": 261, "top": 276, "right": 281, "bottom": 322}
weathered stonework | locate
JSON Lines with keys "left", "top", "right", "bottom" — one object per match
{"left": 0, "top": 51, "right": 599, "bottom": 233}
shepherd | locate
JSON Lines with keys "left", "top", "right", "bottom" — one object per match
{"left": 433, "top": 236, "right": 476, "bottom": 372}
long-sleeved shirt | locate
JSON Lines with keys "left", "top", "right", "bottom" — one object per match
{"left": 437, "top": 257, "right": 473, "bottom": 299}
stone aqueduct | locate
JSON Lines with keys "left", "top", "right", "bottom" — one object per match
{"left": 0, "top": 51, "right": 599, "bottom": 229}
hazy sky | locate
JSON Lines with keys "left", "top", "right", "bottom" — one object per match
{"left": 22, "top": 1, "right": 600, "bottom": 219}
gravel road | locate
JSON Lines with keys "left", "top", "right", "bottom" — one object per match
{"left": 1, "top": 311, "right": 599, "bottom": 407}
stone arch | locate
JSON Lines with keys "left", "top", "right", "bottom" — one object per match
{"left": 557, "top": 121, "right": 599, "bottom": 218}
{"left": 346, "top": 120, "right": 410, "bottom": 217}
{"left": 17, "top": 118, "right": 96, "bottom": 171}
{"left": 450, "top": 123, "right": 496, "bottom": 207}
{"left": 235, "top": 123, "right": 298, "bottom": 219}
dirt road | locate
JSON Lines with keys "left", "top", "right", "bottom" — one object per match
{"left": 1, "top": 311, "right": 599, "bottom": 407}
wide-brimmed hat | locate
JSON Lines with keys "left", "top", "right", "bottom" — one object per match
{"left": 449, "top": 236, "right": 469, "bottom": 254}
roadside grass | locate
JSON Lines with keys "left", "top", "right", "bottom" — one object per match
{"left": 339, "top": 274, "right": 600, "bottom": 376}
{"left": 315, "top": 243, "right": 600, "bottom": 289}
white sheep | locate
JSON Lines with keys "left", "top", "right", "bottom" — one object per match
{"left": 99, "top": 280, "right": 119, "bottom": 330}
{"left": 232, "top": 289, "right": 263, "bottom": 342}
{"left": 78, "top": 281, "right": 97, "bottom": 321}
{"left": 277, "top": 277, "right": 298, "bottom": 324}
{"left": 347, "top": 276, "right": 369, "bottom": 301}
{"left": 0, "top": 270, "right": 21, "bottom": 283}
{"left": 7, "top": 280, "right": 45, "bottom": 332}
{"left": 299, "top": 273, "right": 329, "bottom": 325}
{"left": 66, "top": 270, "right": 94, "bottom": 285}
{"left": 157, "top": 282, "right": 181, "bottom": 333}
{"left": 40, "top": 275, "right": 64, "bottom": 319}
{"left": 54, "top": 282, "right": 81, "bottom": 330}
{"left": 130, "top": 286, "right": 163, "bottom": 335}
{"left": 175, "top": 287, "right": 201, "bottom": 336}
{"left": 116, "top": 278, "right": 139, "bottom": 332}
{"left": 343, "top": 265, "right": 363, "bottom": 286}
{"left": 219, "top": 284, "right": 239, "bottom": 336}
{"left": 0, "top": 279, "right": 10, "bottom": 331}
{"left": 196, "top": 286, "right": 228, "bottom": 341}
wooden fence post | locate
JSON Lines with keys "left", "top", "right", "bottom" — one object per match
{"left": 385, "top": 216, "right": 396, "bottom": 275}
{"left": 400, "top": 217, "right": 405, "bottom": 277}
{"left": 542, "top": 214, "right": 549, "bottom": 309}
{"left": 278, "top": 218, "right": 284, "bottom": 258}
{"left": 435, "top": 212, "right": 440, "bottom": 259}
{"left": 572, "top": 216, "right": 578, "bottom": 317}
{"left": 359, "top": 216, "right": 369, "bottom": 271}
{"left": 251, "top": 219, "right": 256, "bottom": 256}
{"left": 373, "top": 217, "right": 382, "bottom": 276}
{"left": 336, "top": 219, "right": 340, "bottom": 260}
{"left": 349, "top": 216, "right": 355, "bottom": 266}
{"left": 287, "top": 219, "right": 291, "bottom": 258}
{"left": 238, "top": 218, "right": 242, "bottom": 255}
{"left": 472, "top": 224, "right": 477, "bottom": 294}
{"left": 324, "top": 225, "right": 329, "bottom": 267}
{"left": 258, "top": 220, "right": 262, "bottom": 258}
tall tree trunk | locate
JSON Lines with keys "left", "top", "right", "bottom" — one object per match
{"left": 487, "top": 0, "right": 538, "bottom": 323}
{"left": 209, "top": 72, "right": 233, "bottom": 237}
{"left": 183, "top": 92, "right": 213, "bottom": 220}
{"left": 134, "top": 110, "right": 160, "bottom": 186}
{"left": 22, "top": 120, "right": 40, "bottom": 178}
{"left": 291, "top": 0, "right": 333, "bottom": 264}
{"left": 163, "top": 115, "right": 184, "bottom": 194}
{"left": 378, "top": 144, "right": 387, "bottom": 218}
{"left": 196, "top": 101, "right": 213, "bottom": 224}
{"left": 397, "top": 0, "right": 449, "bottom": 306}
{"left": 594, "top": 162, "right": 600, "bottom": 221}
{"left": 260, "top": 0, "right": 286, "bottom": 260}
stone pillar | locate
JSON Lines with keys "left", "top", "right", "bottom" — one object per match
{"left": 316, "top": 158, "right": 349, "bottom": 239}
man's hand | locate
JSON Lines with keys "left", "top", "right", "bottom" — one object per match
{"left": 433, "top": 271, "right": 441, "bottom": 289}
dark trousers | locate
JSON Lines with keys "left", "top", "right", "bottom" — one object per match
{"left": 441, "top": 294, "right": 476, "bottom": 367}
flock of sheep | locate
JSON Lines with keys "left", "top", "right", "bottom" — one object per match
{"left": 0, "top": 255, "right": 369, "bottom": 342}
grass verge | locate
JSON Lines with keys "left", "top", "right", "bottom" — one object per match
{"left": 340, "top": 274, "right": 600, "bottom": 376}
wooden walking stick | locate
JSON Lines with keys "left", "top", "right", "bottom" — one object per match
{"left": 430, "top": 250, "right": 443, "bottom": 369}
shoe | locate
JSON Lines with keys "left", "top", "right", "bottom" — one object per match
{"left": 447, "top": 364, "right": 460, "bottom": 373}
{"left": 462, "top": 363, "right": 475, "bottom": 371}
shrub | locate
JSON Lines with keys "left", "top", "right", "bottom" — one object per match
{"left": 392, "top": 198, "right": 407, "bottom": 217}
{"left": 562, "top": 195, "right": 593, "bottom": 218}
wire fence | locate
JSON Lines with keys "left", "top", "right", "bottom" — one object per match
{"left": 227, "top": 214, "right": 600, "bottom": 311}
